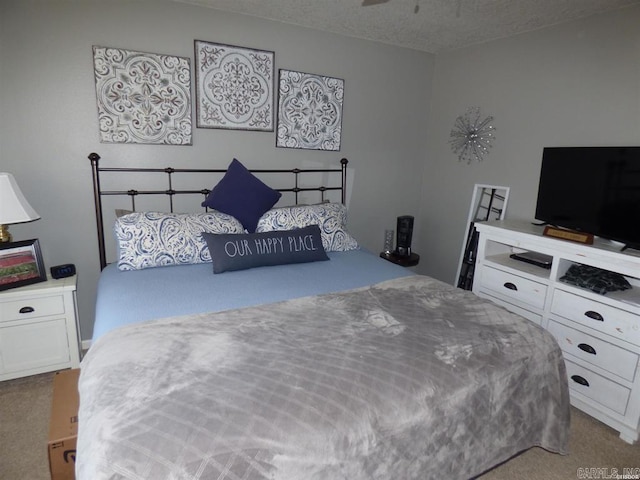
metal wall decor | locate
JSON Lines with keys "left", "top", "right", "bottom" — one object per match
{"left": 449, "top": 107, "right": 496, "bottom": 163}
{"left": 276, "top": 69, "right": 344, "bottom": 151}
{"left": 93, "top": 46, "right": 192, "bottom": 145}
{"left": 194, "top": 40, "right": 274, "bottom": 131}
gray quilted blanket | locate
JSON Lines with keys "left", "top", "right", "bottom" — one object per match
{"left": 77, "top": 275, "right": 569, "bottom": 480}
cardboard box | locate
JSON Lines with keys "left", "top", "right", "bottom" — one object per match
{"left": 48, "top": 368, "right": 80, "bottom": 480}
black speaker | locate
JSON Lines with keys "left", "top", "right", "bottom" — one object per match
{"left": 396, "top": 216, "right": 414, "bottom": 257}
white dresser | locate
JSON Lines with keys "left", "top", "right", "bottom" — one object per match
{"left": 473, "top": 220, "right": 640, "bottom": 444}
{"left": 0, "top": 275, "right": 80, "bottom": 381}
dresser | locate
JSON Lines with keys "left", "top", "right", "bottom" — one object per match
{"left": 0, "top": 275, "right": 80, "bottom": 381}
{"left": 473, "top": 220, "right": 640, "bottom": 444}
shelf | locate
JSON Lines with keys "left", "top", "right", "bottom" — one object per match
{"left": 380, "top": 251, "right": 420, "bottom": 267}
{"left": 485, "top": 253, "right": 551, "bottom": 280}
{"left": 556, "top": 258, "right": 640, "bottom": 310}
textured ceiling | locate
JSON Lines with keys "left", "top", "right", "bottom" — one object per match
{"left": 172, "top": 0, "right": 640, "bottom": 53}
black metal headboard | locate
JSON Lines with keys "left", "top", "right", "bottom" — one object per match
{"left": 88, "top": 152, "right": 349, "bottom": 270}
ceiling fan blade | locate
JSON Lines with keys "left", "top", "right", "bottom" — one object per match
{"left": 362, "top": 0, "right": 389, "bottom": 6}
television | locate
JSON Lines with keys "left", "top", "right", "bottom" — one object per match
{"left": 534, "top": 146, "right": 640, "bottom": 251}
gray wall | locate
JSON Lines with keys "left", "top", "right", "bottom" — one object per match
{"left": 416, "top": 5, "right": 640, "bottom": 284}
{"left": 2, "top": 0, "right": 640, "bottom": 342}
{"left": 0, "top": 0, "right": 433, "bottom": 341}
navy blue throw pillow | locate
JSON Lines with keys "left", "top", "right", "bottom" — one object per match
{"left": 201, "top": 159, "right": 282, "bottom": 233}
{"left": 202, "top": 225, "right": 329, "bottom": 274}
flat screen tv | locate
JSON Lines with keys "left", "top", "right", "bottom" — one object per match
{"left": 535, "top": 146, "right": 640, "bottom": 251}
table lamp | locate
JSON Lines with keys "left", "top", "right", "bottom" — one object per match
{"left": 0, "top": 172, "right": 40, "bottom": 243}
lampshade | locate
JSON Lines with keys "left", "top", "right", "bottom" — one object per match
{"left": 0, "top": 172, "right": 40, "bottom": 225}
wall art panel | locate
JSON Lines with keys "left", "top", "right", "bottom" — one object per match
{"left": 92, "top": 46, "right": 192, "bottom": 145}
{"left": 195, "top": 40, "right": 274, "bottom": 131}
{"left": 276, "top": 69, "right": 344, "bottom": 151}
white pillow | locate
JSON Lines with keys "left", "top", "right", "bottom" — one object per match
{"left": 256, "top": 203, "right": 359, "bottom": 252}
{"left": 115, "top": 211, "right": 244, "bottom": 271}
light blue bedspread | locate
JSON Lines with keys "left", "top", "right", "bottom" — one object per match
{"left": 92, "top": 249, "right": 412, "bottom": 341}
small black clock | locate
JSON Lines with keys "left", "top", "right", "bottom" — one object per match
{"left": 50, "top": 263, "right": 76, "bottom": 279}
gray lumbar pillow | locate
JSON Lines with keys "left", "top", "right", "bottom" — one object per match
{"left": 202, "top": 224, "right": 329, "bottom": 274}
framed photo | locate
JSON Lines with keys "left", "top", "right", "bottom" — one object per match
{"left": 276, "top": 69, "right": 344, "bottom": 151}
{"left": 195, "top": 40, "right": 274, "bottom": 131}
{"left": 92, "top": 46, "right": 192, "bottom": 145}
{"left": 0, "top": 239, "right": 47, "bottom": 291}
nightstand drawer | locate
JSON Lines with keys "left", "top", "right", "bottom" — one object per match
{"left": 565, "top": 359, "right": 630, "bottom": 415}
{"left": 0, "top": 295, "right": 65, "bottom": 323}
{"left": 479, "top": 266, "right": 547, "bottom": 310}
{"left": 548, "top": 320, "right": 639, "bottom": 382}
{"left": 0, "top": 318, "right": 70, "bottom": 373}
{"left": 551, "top": 289, "right": 640, "bottom": 345}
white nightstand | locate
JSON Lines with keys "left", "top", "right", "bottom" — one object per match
{"left": 0, "top": 275, "right": 80, "bottom": 381}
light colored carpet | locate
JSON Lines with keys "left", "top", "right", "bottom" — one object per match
{"left": 1, "top": 372, "right": 53, "bottom": 480}
{"left": 1, "top": 371, "right": 638, "bottom": 479}
{"left": 480, "top": 407, "right": 640, "bottom": 479}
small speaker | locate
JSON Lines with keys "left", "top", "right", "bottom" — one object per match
{"left": 396, "top": 215, "right": 414, "bottom": 257}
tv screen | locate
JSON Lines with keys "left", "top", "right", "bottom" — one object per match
{"left": 535, "top": 146, "right": 640, "bottom": 250}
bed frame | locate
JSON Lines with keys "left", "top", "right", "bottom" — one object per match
{"left": 88, "top": 152, "right": 349, "bottom": 270}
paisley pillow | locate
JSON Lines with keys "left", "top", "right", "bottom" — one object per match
{"left": 115, "top": 211, "right": 244, "bottom": 271}
{"left": 256, "top": 203, "right": 359, "bottom": 252}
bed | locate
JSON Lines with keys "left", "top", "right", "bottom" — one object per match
{"left": 77, "top": 153, "right": 570, "bottom": 480}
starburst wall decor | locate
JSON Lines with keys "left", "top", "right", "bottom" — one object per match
{"left": 449, "top": 107, "right": 496, "bottom": 163}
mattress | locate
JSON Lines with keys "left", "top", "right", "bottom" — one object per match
{"left": 92, "top": 249, "right": 412, "bottom": 340}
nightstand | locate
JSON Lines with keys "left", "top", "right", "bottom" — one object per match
{"left": 380, "top": 251, "right": 420, "bottom": 267}
{"left": 0, "top": 275, "right": 80, "bottom": 381}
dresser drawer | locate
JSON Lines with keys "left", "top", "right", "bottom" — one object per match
{"left": 477, "top": 292, "right": 543, "bottom": 325}
{"left": 548, "top": 320, "right": 639, "bottom": 382}
{"left": 551, "top": 289, "right": 640, "bottom": 345}
{"left": 479, "top": 266, "right": 547, "bottom": 310}
{"left": 0, "top": 295, "right": 65, "bottom": 323}
{"left": 565, "top": 359, "right": 631, "bottom": 415}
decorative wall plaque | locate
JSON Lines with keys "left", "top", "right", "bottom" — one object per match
{"left": 92, "top": 46, "right": 192, "bottom": 145}
{"left": 195, "top": 40, "right": 274, "bottom": 131}
{"left": 276, "top": 69, "right": 344, "bottom": 151}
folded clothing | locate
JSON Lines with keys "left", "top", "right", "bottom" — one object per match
{"left": 560, "top": 264, "right": 631, "bottom": 295}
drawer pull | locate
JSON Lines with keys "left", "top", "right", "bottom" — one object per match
{"left": 571, "top": 375, "right": 590, "bottom": 387}
{"left": 503, "top": 282, "right": 518, "bottom": 291}
{"left": 19, "top": 306, "right": 35, "bottom": 314}
{"left": 578, "top": 343, "right": 596, "bottom": 355}
{"left": 584, "top": 310, "right": 604, "bottom": 322}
